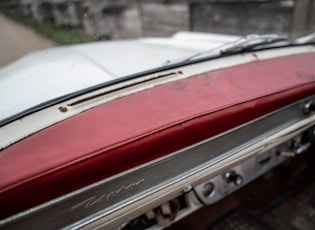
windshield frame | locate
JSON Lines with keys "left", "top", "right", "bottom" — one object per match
{"left": 1, "top": 42, "right": 314, "bottom": 128}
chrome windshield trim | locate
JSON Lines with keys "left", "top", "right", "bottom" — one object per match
{"left": 1, "top": 43, "right": 314, "bottom": 128}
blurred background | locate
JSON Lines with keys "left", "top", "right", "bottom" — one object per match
{"left": 0, "top": 0, "right": 314, "bottom": 66}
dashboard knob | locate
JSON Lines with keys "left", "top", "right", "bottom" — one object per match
{"left": 225, "top": 170, "right": 243, "bottom": 186}
{"left": 304, "top": 101, "right": 315, "bottom": 114}
{"left": 203, "top": 182, "right": 215, "bottom": 197}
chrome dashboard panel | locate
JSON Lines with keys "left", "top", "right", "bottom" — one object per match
{"left": 194, "top": 147, "right": 287, "bottom": 205}
{"left": 1, "top": 96, "right": 315, "bottom": 230}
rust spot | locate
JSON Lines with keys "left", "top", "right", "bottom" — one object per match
{"left": 59, "top": 107, "right": 68, "bottom": 113}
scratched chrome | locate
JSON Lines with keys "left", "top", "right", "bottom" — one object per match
{"left": 1, "top": 96, "right": 314, "bottom": 230}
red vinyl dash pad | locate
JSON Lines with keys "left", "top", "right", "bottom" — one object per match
{"left": 1, "top": 53, "right": 315, "bottom": 218}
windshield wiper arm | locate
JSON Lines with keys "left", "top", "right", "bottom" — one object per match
{"left": 177, "top": 34, "right": 289, "bottom": 64}
{"left": 220, "top": 34, "right": 289, "bottom": 54}
{"left": 294, "top": 33, "right": 315, "bottom": 44}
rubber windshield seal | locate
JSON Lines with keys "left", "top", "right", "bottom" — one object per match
{"left": 1, "top": 43, "right": 314, "bottom": 127}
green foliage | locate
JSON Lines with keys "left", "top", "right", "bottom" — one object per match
{"left": 3, "top": 12, "right": 108, "bottom": 45}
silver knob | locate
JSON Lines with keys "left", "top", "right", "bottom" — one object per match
{"left": 225, "top": 170, "right": 243, "bottom": 186}
{"left": 304, "top": 101, "right": 315, "bottom": 114}
{"left": 203, "top": 182, "right": 215, "bottom": 197}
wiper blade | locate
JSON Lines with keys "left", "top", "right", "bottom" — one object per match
{"left": 294, "top": 33, "right": 315, "bottom": 44}
{"left": 220, "top": 34, "right": 288, "bottom": 54}
{"left": 178, "top": 34, "right": 289, "bottom": 64}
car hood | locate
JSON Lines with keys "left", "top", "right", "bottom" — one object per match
{"left": 0, "top": 32, "right": 240, "bottom": 124}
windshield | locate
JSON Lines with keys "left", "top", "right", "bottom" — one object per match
{"left": 1, "top": 0, "right": 314, "bottom": 66}
{"left": 0, "top": 0, "right": 314, "bottom": 125}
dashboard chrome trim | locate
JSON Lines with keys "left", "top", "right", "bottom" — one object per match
{"left": 1, "top": 96, "right": 315, "bottom": 230}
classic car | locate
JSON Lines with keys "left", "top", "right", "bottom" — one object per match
{"left": 0, "top": 32, "right": 315, "bottom": 230}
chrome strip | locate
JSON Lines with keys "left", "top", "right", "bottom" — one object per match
{"left": 1, "top": 96, "right": 315, "bottom": 229}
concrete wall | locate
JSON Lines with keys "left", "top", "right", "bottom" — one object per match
{"left": 81, "top": 1, "right": 141, "bottom": 39}
{"left": 1, "top": 0, "right": 313, "bottom": 40}
{"left": 292, "top": 0, "right": 315, "bottom": 38}
{"left": 140, "top": 2, "right": 189, "bottom": 37}
{"left": 52, "top": 2, "right": 82, "bottom": 27}
{"left": 190, "top": 1, "right": 293, "bottom": 36}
